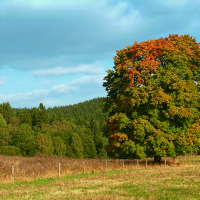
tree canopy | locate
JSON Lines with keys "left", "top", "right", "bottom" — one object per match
{"left": 0, "top": 98, "right": 108, "bottom": 158}
{"left": 103, "top": 34, "right": 200, "bottom": 161}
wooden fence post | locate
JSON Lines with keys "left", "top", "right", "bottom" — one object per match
{"left": 83, "top": 161, "right": 85, "bottom": 174}
{"left": 165, "top": 160, "right": 166, "bottom": 168}
{"left": 106, "top": 161, "right": 107, "bottom": 171}
{"left": 122, "top": 161, "right": 124, "bottom": 171}
{"left": 12, "top": 165, "right": 14, "bottom": 182}
{"left": 137, "top": 160, "right": 139, "bottom": 169}
{"left": 58, "top": 163, "right": 61, "bottom": 179}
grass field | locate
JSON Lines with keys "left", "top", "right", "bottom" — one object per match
{"left": 0, "top": 155, "right": 200, "bottom": 199}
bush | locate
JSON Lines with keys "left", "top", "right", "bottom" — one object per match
{"left": 0, "top": 146, "right": 21, "bottom": 156}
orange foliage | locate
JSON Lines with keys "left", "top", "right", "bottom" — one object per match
{"left": 103, "top": 34, "right": 200, "bottom": 159}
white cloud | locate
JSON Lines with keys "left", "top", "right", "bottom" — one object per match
{"left": 0, "top": 74, "right": 105, "bottom": 104}
{"left": 1, "top": 0, "right": 199, "bottom": 71}
{"left": 0, "top": 77, "right": 6, "bottom": 85}
{"left": 42, "top": 99, "right": 70, "bottom": 107}
{"left": 0, "top": 0, "right": 200, "bottom": 109}
{"left": 0, "top": 89, "right": 49, "bottom": 102}
{"left": 0, "top": 0, "right": 144, "bottom": 70}
{"left": 105, "top": 1, "right": 143, "bottom": 28}
{"left": 31, "top": 63, "right": 105, "bottom": 76}
{"left": 70, "top": 74, "right": 105, "bottom": 85}
{"left": 32, "top": 89, "right": 49, "bottom": 97}
{"left": 51, "top": 74, "right": 105, "bottom": 94}
{"left": 52, "top": 84, "right": 78, "bottom": 93}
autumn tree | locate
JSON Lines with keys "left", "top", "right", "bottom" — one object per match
{"left": 103, "top": 34, "right": 200, "bottom": 162}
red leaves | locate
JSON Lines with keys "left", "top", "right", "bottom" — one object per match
{"left": 103, "top": 33, "right": 200, "bottom": 159}
{"left": 106, "top": 119, "right": 111, "bottom": 125}
{"left": 192, "top": 65, "right": 195, "bottom": 69}
{"left": 107, "top": 119, "right": 117, "bottom": 135}
{"left": 189, "top": 64, "right": 196, "bottom": 69}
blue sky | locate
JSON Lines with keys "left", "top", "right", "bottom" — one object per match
{"left": 0, "top": 0, "right": 200, "bottom": 108}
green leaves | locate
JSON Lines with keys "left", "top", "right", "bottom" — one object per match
{"left": 52, "top": 136, "right": 66, "bottom": 156}
{"left": 103, "top": 34, "right": 200, "bottom": 160}
{"left": 0, "top": 114, "right": 7, "bottom": 129}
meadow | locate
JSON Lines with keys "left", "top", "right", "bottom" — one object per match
{"left": 0, "top": 155, "right": 200, "bottom": 199}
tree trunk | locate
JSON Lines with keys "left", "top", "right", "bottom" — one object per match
{"left": 154, "top": 156, "right": 161, "bottom": 164}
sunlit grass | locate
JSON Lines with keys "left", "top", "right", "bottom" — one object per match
{"left": 0, "top": 155, "right": 200, "bottom": 199}
{"left": 0, "top": 163, "right": 200, "bottom": 199}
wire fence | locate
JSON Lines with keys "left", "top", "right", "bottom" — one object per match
{"left": 1, "top": 155, "right": 200, "bottom": 183}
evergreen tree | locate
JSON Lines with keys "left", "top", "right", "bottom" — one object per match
{"left": 65, "top": 145, "right": 75, "bottom": 158}
{"left": 10, "top": 116, "right": 21, "bottom": 127}
{"left": 98, "top": 148, "right": 107, "bottom": 158}
{"left": 38, "top": 103, "right": 49, "bottom": 124}
{"left": 11, "top": 124, "right": 33, "bottom": 155}
{"left": 0, "top": 102, "right": 14, "bottom": 124}
{"left": 31, "top": 107, "right": 40, "bottom": 128}
{"left": 0, "top": 113, "right": 7, "bottom": 128}
{"left": 81, "top": 134, "right": 97, "bottom": 158}
{"left": 19, "top": 108, "right": 32, "bottom": 127}
{"left": 57, "top": 111, "right": 64, "bottom": 122}
{"left": 20, "top": 135, "right": 36, "bottom": 156}
{"left": 0, "top": 97, "right": 110, "bottom": 159}
{"left": 49, "top": 113, "right": 57, "bottom": 125}
{"left": 0, "top": 128, "right": 8, "bottom": 146}
{"left": 71, "top": 133, "right": 84, "bottom": 158}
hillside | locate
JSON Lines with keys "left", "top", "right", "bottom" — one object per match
{"left": 0, "top": 97, "right": 108, "bottom": 158}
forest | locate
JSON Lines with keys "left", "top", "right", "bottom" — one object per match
{"left": 0, "top": 97, "right": 109, "bottom": 158}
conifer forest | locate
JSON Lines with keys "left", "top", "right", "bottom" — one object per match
{"left": 0, "top": 98, "right": 108, "bottom": 158}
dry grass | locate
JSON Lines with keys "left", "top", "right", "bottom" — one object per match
{"left": 0, "top": 154, "right": 199, "bottom": 183}
{"left": 0, "top": 162, "right": 200, "bottom": 199}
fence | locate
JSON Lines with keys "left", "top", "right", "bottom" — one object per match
{"left": 4, "top": 155, "right": 200, "bottom": 182}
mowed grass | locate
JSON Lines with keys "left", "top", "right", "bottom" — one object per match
{"left": 0, "top": 164, "right": 200, "bottom": 199}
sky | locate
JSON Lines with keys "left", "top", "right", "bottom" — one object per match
{"left": 0, "top": 0, "right": 200, "bottom": 108}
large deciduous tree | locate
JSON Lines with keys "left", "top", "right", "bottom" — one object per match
{"left": 103, "top": 34, "right": 200, "bottom": 162}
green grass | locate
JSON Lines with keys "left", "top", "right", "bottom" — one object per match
{"left": 27, "top": 177, "right": 55, "bottom": 187}
{"left": 0, "top": 164, "right": 200, "bottom": 199}
{"left": 0, "top": 181, "right": 25, "bottom": 189}
{"left": 0, "top": 169, "right": 148, "bottom": 190}
{"left": 0, "top": 170, "right": 128, "bottom": 189}
{"left": 176, "top": 157, "right": 200, "bottom": 165}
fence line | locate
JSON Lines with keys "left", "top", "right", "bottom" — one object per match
{"left": 6, "top": 157, "right": 200, "bottom": 182}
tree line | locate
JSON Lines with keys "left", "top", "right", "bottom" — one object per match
{"left": 0, "top": 97, "right": 108, "bottom": 158}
